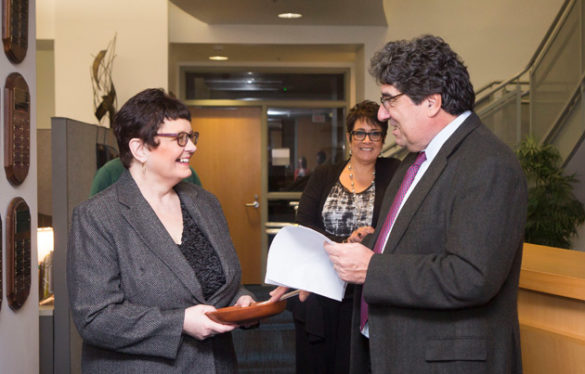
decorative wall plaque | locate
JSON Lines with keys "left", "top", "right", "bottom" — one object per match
{"left": 6, "top": 197, "right": 31, "bottom": 311}
{"left": 4, "top": 72, "right": 30, "bottom": 185}
{"left": 2, "top": 0, "right": 29, "bottom": 63}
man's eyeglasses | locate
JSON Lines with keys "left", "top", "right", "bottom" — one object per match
{"left": 156, "top": 131, "right": 199, "bottom": 147}
{"left": 380, "top": 93, "right": 405, "bottom": 109}
{"left": 350, "top": 130, "right": 384, "bottom": 142}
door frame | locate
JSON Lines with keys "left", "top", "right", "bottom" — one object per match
{"left": 183, "top": 68, "right": 350, "bottom": 282}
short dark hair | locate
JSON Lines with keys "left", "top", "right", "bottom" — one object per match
{"left": 113, "top": 88, "right": 191, "bottom": 168}
{"left": 346, "top": 100, "right": 388, "bottom": 139}
{"left": 369, "top": 34, "right": 475, "bottom": 115}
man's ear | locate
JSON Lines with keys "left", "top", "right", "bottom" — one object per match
{"left": 128, "top": 138, "right": 149, "bottom": 164}
{"left": 425, "top": 94, "right": 442, "bottom": 117}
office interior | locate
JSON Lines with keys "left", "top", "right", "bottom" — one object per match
{"left": 1, "top": 0, "right": 585, "bottom": 372}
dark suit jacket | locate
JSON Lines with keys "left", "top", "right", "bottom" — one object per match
{"left": 67, "top": 171, "right": 251, "bottom": 373}
{"left": 351, "top": 113, "right": 527, "bottom": 374}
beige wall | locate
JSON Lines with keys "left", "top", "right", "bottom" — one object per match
{"left": 39, "top": 0, "right": 169, "bottom": 127}
{"left": 36, "top": 0, "right": 565, "bottom": 126}
{"left": 383, "top": 0, "right": 565, "bottom": 91}
{"left": 0, "top": 0, "right": 39, "bottom": 373}
{"left": 36, "top": 43, "right": 55, "bottom": 130}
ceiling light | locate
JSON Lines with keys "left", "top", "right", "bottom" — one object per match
{"left": 278, "top": 12, "right": 302, "bottom": 19}
{"left": 209, "top": 55, "right": 228, "bottom": 61}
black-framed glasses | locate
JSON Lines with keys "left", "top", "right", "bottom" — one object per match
{"left": 156, "top": 131, "right": 199, "bottom": 147}
{"left": 380, "top": 92, "right": 405, "bottom": 109}
{"left": 350, "top": 130, "right": 383, "bottom": 142}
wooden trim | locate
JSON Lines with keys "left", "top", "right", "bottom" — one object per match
{"left": 520, "top": 243, "right": 585, "bottom": 301}
{"left": 520, "top": 322, "right": 585, "bottom": 374}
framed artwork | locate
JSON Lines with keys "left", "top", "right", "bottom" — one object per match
{"left": 2, "top": 0, "right": 29, "bottom": 63}
{"left": 6, "top": 197, "right": 31, "bottom": 310}
{"left": 4, "top": 72, "right": 30, "bottom": 185}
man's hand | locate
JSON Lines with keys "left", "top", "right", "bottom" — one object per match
{"left": 324, "top": 241, "right": 374, "bottom": 284}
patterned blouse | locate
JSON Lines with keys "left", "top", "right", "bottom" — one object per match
{"left": 178, "top": 199, "right": 226, "bottom": 300}
{"left": 321, "top": 181, "right": 375, "bottom": 238}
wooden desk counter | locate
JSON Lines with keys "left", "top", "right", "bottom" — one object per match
{"left": 518, "top": 243, "right": 585, "bottom": 374}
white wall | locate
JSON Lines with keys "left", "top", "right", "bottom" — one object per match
{"left": 0, "top": 0, "right": 39, "bottom": 373}
{"left": 44, "top": 0, "right": 169, "bottom": 126}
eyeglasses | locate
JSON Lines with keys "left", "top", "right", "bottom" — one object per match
{"left": 350, "top": 130, "right": 384, "bottom": 142}
{"left": 380, "top": 93, "right": 405, "bottom": 109}
{"left": 156, "top": 131, "right": 199, "bottom": 147}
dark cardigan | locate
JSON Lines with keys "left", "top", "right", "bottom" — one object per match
{"left": 296, "top": 157, "right": 401, "bottom": 242}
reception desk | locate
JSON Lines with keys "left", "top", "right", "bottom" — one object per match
{"left": 518, "top": 243, "right": 585, "bottom": 373}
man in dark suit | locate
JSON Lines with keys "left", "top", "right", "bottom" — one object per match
{"left": 324, "top": 35, "right": 527, "bottom": 373}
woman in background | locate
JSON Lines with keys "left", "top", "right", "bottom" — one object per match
{"left": 67, "top": 88, "right": 253, "bottom": 373}
{"left": 290, "top": 100, "right": 400, "bottom": 373}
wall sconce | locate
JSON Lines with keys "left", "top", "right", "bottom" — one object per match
{"left": 37, "top": 227, "right": 54, "bottom": 303}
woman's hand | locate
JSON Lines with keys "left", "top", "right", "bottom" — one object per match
{"left": 269, "top": 286, "right": 310, "bottom": 302}
{"left": 268, "top": 286, "right": 288, "bottom": 302}
{"left": 234, "top": 295, "right": 254, "bottom": 307}
{"left": 347, "top": 226, "right": 375, "bottom": 243}
{"left": 183, "top": 304, "right": 236, "bottom": 340}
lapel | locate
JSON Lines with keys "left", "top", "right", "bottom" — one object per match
{"left": 116, "top": 171, "right": 205, "bottom": 303}
{"left": 377, "top": 113, "right": 482, "bottom": 254}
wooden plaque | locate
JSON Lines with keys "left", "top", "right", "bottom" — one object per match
{"left": 4, "top": 72, "right": 30, "bottom": 185}
{"left": 6, "top": 197, "right": 31, "bottom": 310}
{"left": 2, "top": 0, "right": 28, "bottom": 63}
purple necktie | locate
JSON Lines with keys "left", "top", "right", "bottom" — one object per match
{"left": 360, "top": 151, "right": 427, "bottom": 330}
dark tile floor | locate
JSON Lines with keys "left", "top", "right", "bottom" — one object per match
{"left": 232, "top": 284, "right": 296, "bottom": 373}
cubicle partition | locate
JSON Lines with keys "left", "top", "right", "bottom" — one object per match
{"left": 43, "top": 118, "right": 117, "bottom": 374}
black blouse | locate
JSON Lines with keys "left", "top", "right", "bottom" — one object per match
{"left": 178, "top": 200, "right": 226, "bottom": 300}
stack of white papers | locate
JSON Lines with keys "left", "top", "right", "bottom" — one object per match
{"left": 265, "top": 225, "right": 347, "bottom": 301}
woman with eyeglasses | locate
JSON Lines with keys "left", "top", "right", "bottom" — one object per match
{"left": 286, "top": 100, "right": 400, "bottom": 374}
{"left": 67, "top": 88, "right": 254, "bottom": 373}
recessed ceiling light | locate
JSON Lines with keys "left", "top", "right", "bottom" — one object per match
{"left": 209, "top": 55, "right": 228, "bottom": 61}
{"left": 278, "top": 12, "right": 302, "bottom": 19}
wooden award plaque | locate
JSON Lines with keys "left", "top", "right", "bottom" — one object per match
{"left": 6, "top": 197, "right": 31, "bottom": 311}
{"left": 2, "top": 0, "right": 29, "bottom": 63}
{"left": 4, "top": 72, "right": 30, "bottom": 185}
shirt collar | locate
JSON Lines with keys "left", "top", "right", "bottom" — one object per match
{"left": 422, "top": 111, "right": 471, "bottom": 162}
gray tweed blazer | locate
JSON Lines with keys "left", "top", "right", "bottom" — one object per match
{"left": 67, "top": 171, "right": 250, "bottom": 373}
{"left": 351, "top": 113, "right": 527, "bottom": 374}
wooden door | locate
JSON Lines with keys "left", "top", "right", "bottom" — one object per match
{"left": 189, "top": 107, "right": 262, "bottom": 284}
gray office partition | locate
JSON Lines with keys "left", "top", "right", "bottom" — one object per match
{"left": 51, "top": 117, "right": 117, "bottom": 374}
